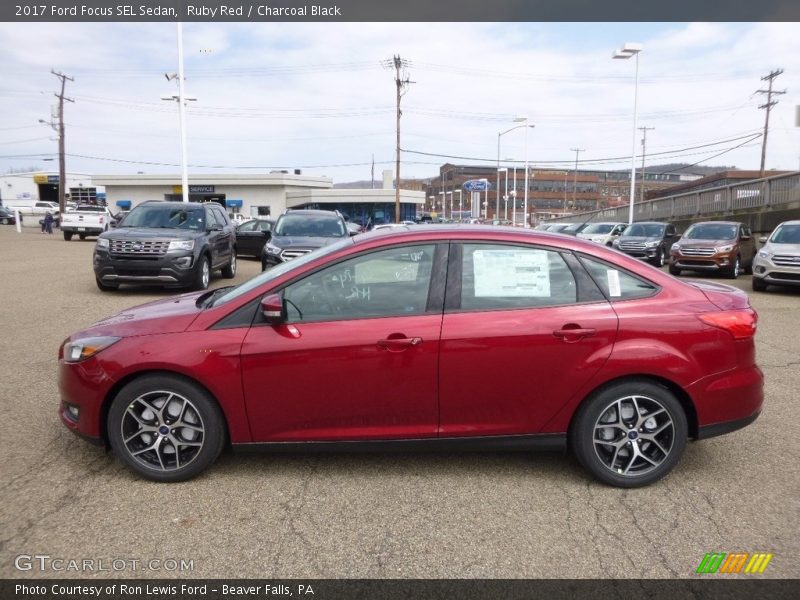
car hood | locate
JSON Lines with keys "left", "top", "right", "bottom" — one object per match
{"left": 272, "top": 235, "right": 344, "bottom": 249}
{"left": 72, "top": 291, "right": 205, "bottom": 339}
{"left": 100, "top": 227, "right": 204, "bottom": 241}
{"left": 764, "top": 242, "right": 800, "bottom": 255}
{"left": 618, "top": 235, "right": 662, "bottom": 243}
{"left": 679, "top": 239, "right": 735, "bottom": 248}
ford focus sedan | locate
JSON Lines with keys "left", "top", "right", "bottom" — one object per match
{"left": 58, "top": 226, "right": 762, "bottom": 487}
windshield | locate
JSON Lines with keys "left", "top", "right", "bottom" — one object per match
{"left": 274, "top": 214, "right": 346, "bottom": 237}
{"left": 211, "top": 237, "right": 354, "bottom": 307}
{"left": 582, "top": 223, "right": 615, "bottom": 234}
{"left": 623, "top": 223, "right": 664, "bottom": 237}
{"left": 684, "top": 223, "right": 737, "bottom": 240}
{"left": 770, "top": 224, "right": 800, "bottom": 244}
{"left": 121, "top": 204, "right": 205, "bottom": 230}
{"left": 548, "top": 224, "right": 571, "bottom": 232}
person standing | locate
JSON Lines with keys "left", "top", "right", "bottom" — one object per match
{"left": 43, "top": 211, "right": 54, "bottom": 235}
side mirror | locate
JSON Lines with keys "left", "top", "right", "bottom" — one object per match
{"left": 260, "top": 293, "right": 285, "bottom": 324}
{"left": 759, "top": 236, "right": 768, "bottom": 244}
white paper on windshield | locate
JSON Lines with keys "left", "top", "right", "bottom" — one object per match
{"left": 473, "top": 249, "right": 550, "bottom": 297}
{"left": 607, "top": 269, "right": 622, "bottom": 297}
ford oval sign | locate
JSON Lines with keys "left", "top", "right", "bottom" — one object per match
{"left": 463, "top": 179, "right": 489, "bottom": 192}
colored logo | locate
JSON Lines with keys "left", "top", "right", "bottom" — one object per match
{"left": 696, "top": 552, "right": 773, "bottom": 574}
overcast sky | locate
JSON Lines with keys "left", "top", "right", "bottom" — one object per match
{"left": 1, "top": 22, "right": 798, "bottom": 184}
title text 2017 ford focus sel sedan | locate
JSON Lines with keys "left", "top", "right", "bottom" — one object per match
{"left": 58, "top": 226, "right": 763, "bottom": 487}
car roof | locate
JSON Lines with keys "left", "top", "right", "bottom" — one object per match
{"left": 283, "top": 209, "right": 341, "bottom": 217}
{"left": 688, "top": 220, "right": 742, "bottom": 226}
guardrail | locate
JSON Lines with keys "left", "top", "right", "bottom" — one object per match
{"left": 545, "top": 171, "right": 800, "bottom": 224}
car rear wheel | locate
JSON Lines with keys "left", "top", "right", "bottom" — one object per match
{"left": 95, "top": 277, "right": 119, "bottom": 291}
{"left": 107, "top": 374, "right": 226, "bottom": 482}
{"left": 571, "top": 380, "right": 688, "bottom": 488}
{"left": 221, "top": 252, "right": 236, "bottom": 278}
{"left": 193, "top": 256, "right": 210, "bottom": 290}
{"left": 63, "top": 231, "right": 73, "bottom": 241}
{"left": 1, "top": 218, "right": 9, "bottom": 225}
{"left": 752, "top": 276, "right": 768, "bottom": 292}
{"left": 668, "top": 263, "right": 681, "bottom": 276}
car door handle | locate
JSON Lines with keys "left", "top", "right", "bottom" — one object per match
{"left": 553, "top": 327, "right": 596, "bottom": 342}
{"left": 377, "top": 337, "right": 423, "bottom": 350}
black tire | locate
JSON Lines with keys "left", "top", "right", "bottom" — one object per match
{"left": 752, "top": 276, "right": 768, "bottom": 292}
{"left": 668, "top": 263, "right": 681, "bottom": 276}
{"left": 261, "top": 257, "right": 268, "bottom": 272}
{"left": 652, "top": 247, "right": 667, "bottom": 268}
{"left": 571, "top": 379, "right": 688, "bottom": 488}
{"left": 221, "top": 251, "right": 237, "bottom": 278}
{"left": 95, "top": 277, "right": 119, "bottom": 291}
{"left": 79, "top": 233, "right": 87, "bottom": 240}
{"left": 193, "top": 255, "right": 210, "bottom": 290}
{"left": 726, "top": 255, "right": 741, "bottom": 279}
{"left": 1, "top": 218, "right": 9, "bottom": 225}
{"left": 63, "top": 231, "right": 73, "bottom": 241}
{"left": 107, "top": 374, "right": 226, "bottom": 482}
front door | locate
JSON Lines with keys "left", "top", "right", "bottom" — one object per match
{"left": 241, "top": 243, "right": 446, "bottom": 441}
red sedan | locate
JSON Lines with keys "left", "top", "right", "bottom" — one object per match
{"left": 58, "top": 226, "right": 762, "bottom": 487}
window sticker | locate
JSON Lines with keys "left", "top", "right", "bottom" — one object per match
{"left": 607, "top": 269, "right": 622, "bottom": 297}
{"left": 473, "top": 249, "right": 550, "bottom": 297}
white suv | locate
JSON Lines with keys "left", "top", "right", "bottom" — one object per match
{"left": 752, "top": 220, "right": 800, "bottom": 292}
{"left": 577, "top": 222, "right": 627, "bottom": 246}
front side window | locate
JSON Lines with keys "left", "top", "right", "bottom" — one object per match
{"left": 460, "top": 244, "right": 577, "bottom": 310}
{"left": 284, "top": 244, "right": 436, "bottom": 322}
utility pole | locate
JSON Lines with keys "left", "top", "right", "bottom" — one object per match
{"left": 384, "top": 55, "right": 413, "bottom": 222}
{"left": 756, "top": 69, "right": 786, "bottom": 177}
{"left": 52, "top": 70, "right": 74, "bottom": 214}
{"left": 638, "top": 126, "right": 654, "bottom": 203}
{"left": 570, "top": 148, "right": 584, "bottom": 206}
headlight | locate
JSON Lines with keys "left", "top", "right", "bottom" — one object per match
{"left": 716, "top": 244, "right": 734, "bottom": 253}
{"left": 265, "top": 243, "right": 282, "bottom": 255}
{"left": 671, "top": 243, "right": 681, "bottom": 251}
{"left": 758, "top": 250, "right": 771, "bottom": 258}
{"left": 645, "top": 240, "right": 660, "bottom": 248}
{"left": 96, "top": 238, "right": 109, "bottom": 249}
{"left": 61, "top": 336, "right": 121, "bottom": 363}
{"left": 612, "top": 239, "right": 620, "bottom": 247}
{"left": 168, "top": 240, "right": 195, "bottom": 251}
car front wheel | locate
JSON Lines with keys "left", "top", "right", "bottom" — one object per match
{"left": 752, "top": 276, "right": 767, "bottom": 292}
{"left": 571, "top": 380, "right": 688, "bottom": 488}
{"left": 193, "top": 256, "right": 210, "bottom": 290}
{"left": 107, "top": 374, "right": 226, "bottom": 482}
{"left": 221, "top": 252, "right": 236, "bottom": 278}
{"left": 726, "top": 255, "right": 741, "bottom": 279}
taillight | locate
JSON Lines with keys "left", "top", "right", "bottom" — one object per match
{"left": 698, "top": 310, "right": 757, "bottom": 340}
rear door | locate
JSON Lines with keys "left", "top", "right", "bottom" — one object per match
{"left": 438, "top": 242, "right": 618, "bottom": 436}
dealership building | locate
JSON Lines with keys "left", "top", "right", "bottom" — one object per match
{"left": 92, "top": 170, "right": 425, "bottom": 224}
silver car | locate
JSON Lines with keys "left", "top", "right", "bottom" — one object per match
{"left": 577, "top": 222, "right": 627, "bottom": 246}
{"left": 752, "top": 220, "right": 800, "bottom": 292}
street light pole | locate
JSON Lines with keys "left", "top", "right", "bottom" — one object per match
{"left": 176, "top": 22, "right": 189, "bottom": 203}
{"left": 438, "top": 191, "right": 445, "bottom": 220}
{"left": 455, "top": 189, "right": 463, "bottom": 219}
{"left": 613, "top": 42, "right": 643, "bottom": 225}
{"left": 523, "top": 119, "right": 530, "bottom": 228}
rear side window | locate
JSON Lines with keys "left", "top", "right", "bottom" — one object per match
{"left": 579, "top": 256, "right": 659, "bottom": 301}
{"left": 460, "top": 244, "right": 577, "bottom": 310}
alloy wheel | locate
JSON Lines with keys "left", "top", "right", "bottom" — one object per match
{"left": 120, "top": 390, "right": 205, "bottom": 472}
{"left": 592, "top": 395, "right": 675, "bottom": 477}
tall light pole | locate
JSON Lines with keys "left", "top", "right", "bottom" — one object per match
{"left": 613, "top": 42, "right": 642, "bottom": 224}
{"left": 447, "top": 191, "right": 454, "bottom": 220}
{"left": 454, "top": 189, "right": 463, "bottom": 220}
{"left": 161, "top": 23, "right": 194, "bottom": 203}
{"left": 498, "top": 168, "right": 508, "bottom": 220}
{"left": 438, "top": 191, "right": 446, "bottom": 220}
{"left": 570, "top": 147, "right": 584, "bottom": 206}
{"left": 499, "top": 120, "right": 534, "bottom": 225}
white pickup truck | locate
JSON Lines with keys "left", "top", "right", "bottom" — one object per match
{"left": 9, "top": 201, "right": 61, "bottom": 227}
{"left": 60, "top": 205, "right": 114, "bottom": 240}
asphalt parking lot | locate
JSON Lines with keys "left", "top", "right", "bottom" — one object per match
{"left": 1, "top": 226, "right": 798, "bottom": 579}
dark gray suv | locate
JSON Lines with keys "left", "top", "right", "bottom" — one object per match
{"left": 93, "top": 201, "right": 237, "bottom": 291}
{"left": 261, "top": 209, "right": 349, "bottom": 271}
